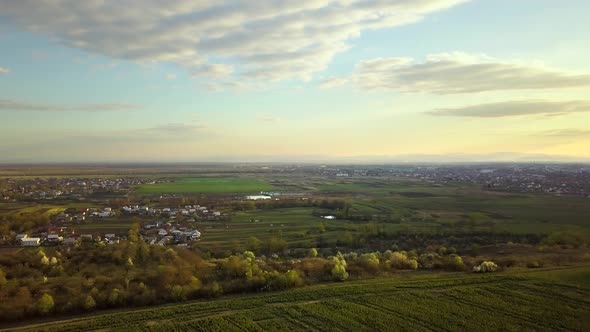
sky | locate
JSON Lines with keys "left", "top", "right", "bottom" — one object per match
{"left": 1, "top": 0, "right": 589, "bottom": 163}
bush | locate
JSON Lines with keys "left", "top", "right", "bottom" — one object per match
{"left": 473, "top": 261, "right": 498, "bottom": 273}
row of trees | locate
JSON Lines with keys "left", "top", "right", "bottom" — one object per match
{"left": 0, "top": 237, "right": 503, "bottom": 322}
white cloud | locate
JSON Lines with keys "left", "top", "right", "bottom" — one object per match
{"left": 319, "top": 77, "right": 349, "bottom": 89}
{"left": 427, "top": 100, "right": 590, "bottom": 117}
{"left": 537, "top": 129, "right": 590, "bottom": 138}
{"left": 0, "top": 99, "right": 139, "bottom": 112}
{"left": 0, "top": 0, "right": 467, "bottom": 84}
{"left": 326, "top": 52, "right": 590, "bottom": 93}
{"left": 0, "top": 67, "right": 9, "bottom": 74}
{"left": 192, "top": 64, "right": 233, "bottom": 79}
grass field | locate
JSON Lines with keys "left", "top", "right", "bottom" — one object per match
{"left": 4, "top": 266, "right": 589, "bottom": 331}
{"left": 135, "top": 177, "right": 274, "bottom": 195}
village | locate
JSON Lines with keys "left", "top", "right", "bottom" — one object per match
{"left": 0, "top": 177, "right": 169, "bottom": 202}
{"left": 11, "top": 203, "right": 226, "bottom": 248}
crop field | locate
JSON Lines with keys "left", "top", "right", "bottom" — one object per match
{"left": 196, "top": 208, "right": 342, "bottom": 249}
{"left": 5, "top": 266, "right": 589, "bottom": 332}
{"left": 135, "top": 177, "right": 274, "bottom": 195}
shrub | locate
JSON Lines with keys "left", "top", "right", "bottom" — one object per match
{"left": 473, "top": 261, "right": 498, "bottom": 273}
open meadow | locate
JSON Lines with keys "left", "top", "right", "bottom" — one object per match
{"left": 135, "top": 177, "right": 274, "bottom": 194}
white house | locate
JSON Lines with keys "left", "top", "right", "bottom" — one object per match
{"left": 21, "top": 237, "right": 41, "bottom": 247}
{"left": 16, "top": 233, "right": 28, "bottom": 241}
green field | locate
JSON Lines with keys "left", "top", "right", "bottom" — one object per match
{"left": 135, "top": 177, "right": 274, "bottom": 195}
{"left": 5, "top": 266, "right": 590, "bottom": 332}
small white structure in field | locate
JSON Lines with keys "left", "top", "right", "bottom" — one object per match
{"left": 322, "top": 215, "right": 336, "bottom": 220}
{"left": 246, "top": 195, "right": 271, "bottom": 200}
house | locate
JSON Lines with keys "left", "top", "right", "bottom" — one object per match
{"left": 64, "top": 237, "right": 78, "bottom": 246}
{"left": 21, "top": 237, "right": 41, "bottom": 247}
{"left": 46, "top": 234, "right": 62, "bottom": 243}
{"left": 80, "top": 234, "right": 93, "bottom": 242}
{"left": 16, "top": 233, "right": 28, "bottom": 241}
{"left": 104, "top": 234, "right": 116, "bottom": 240}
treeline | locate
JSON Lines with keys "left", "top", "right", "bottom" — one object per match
{"left": 0, "top": 212, "right": 50, "bottom": 243}
{"left": 231, "top": 198, "right": 348, "bottom": 212}
{"left": 0, "top": 238, "right": 493, "bottom": 322}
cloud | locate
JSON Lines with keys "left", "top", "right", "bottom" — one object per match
{"left": 256, "top": 114, "right": 280, "bottom": 123}
{"left": 144, "top": 123, "right": 207, "bottom": 134}
{"left": 537, "top": 129, "right": 590, "bottom": 138}
{"left": 427, "top": 100, "right": 590, "bottom": 117}
{"left": 191, "top": 64, "right": 233, "bottom": 79}
{"left": 56, "top": 123, "right": 208, "bottom": 146}
{"left": 326, "top": 52, "right": 590, "bottom": 93}
{"left": 0, "top": 0, "right": 467, "bottom": 84}
{"left": 320, "top": 77, "right": 349, "bottom": 89}
{"left": 165, "top": 73, "right": 177, "bottom": 80}
{"left": 0, "top": 67, "right": 9, "bottom": 74}
{"left": 0, "top": 99, "right": 139, "bottom": 112}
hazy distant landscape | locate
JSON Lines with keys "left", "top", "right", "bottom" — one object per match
{"left": 2, "top": 0, "right": 590, "bottom": 330}
{"left": 0, "top": 163, "right": 589, "bottom": 330}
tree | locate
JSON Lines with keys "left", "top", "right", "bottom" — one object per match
{"left": 14, "top": 287, "right": 33, "bottom": 312}
{"left": 359, "top": 253, "right": 380, "bottom": 273}
{"left": 128, "top": 221, "right": 140, "bottom": 243}
{"left": 83, "top": 295, "right": 96, "bottom": 311}
{"left": 331, "top": 252, "right": 349, "bottom": 281}
{"left": 170, "top": 285, "right": 186, "bottom": 302}
{"left": 136, "top": 242, "right": 150, "bottom": 264}
{"left": 307, "top": 248, "right": 318, "bottom": 258}
{"left": 0, "top": 268, "right": 6, "bottom": 290}
{"left": 108, "top": 288, "right": 124, "bottom": 306}
{"left": 473, "top": 261, "right": 498, "bottom": 273}
{"left": 246, "top": 237, "right": 261, "bottom": 253}
{"left": 36, "top": 293, "right": 54, "bottom": 315}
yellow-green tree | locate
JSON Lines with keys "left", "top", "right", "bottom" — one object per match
{"left": 36, "top": 293, "right": 54, "bottom": 315}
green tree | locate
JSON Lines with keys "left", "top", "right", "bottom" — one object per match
{"left": 331, "top": 252, "right": 349, "bottom": 281}
{"left": 36, "top": 293, "right": 54, "bottom": 315}
{"left": 83, "top": 295, "right": 96, "bottom": 311}
{"left": 246, "top": 237, "right": 261, "bottom": 253}
{"left": 307, "top": 248, "right": 318, "bottom": 258}
{"left": 170, "top": 285, "right": 186, "bottom": 302}
{"left": 128, "top": 221, "right": 140, "bottom": 243}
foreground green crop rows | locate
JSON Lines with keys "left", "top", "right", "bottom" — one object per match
{"left": 5, "top": 267, "right": 590, "bottom": 332}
